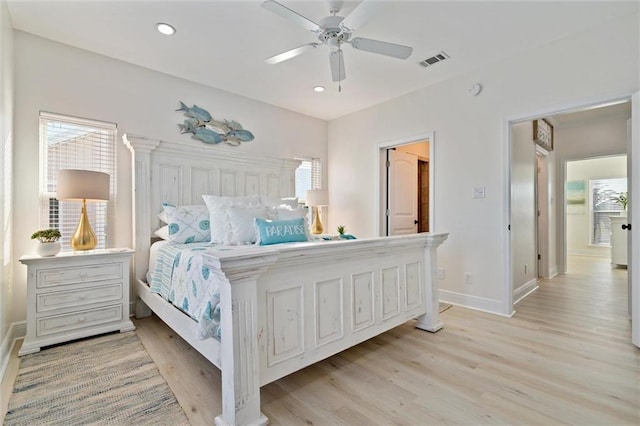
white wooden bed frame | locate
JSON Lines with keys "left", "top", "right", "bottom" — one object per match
{"left": 123, "top": 134, "right": 448, "bottom": 426}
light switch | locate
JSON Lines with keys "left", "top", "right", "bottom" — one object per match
{"left": 472, "top": 186, "right": 486, "bottom": 199}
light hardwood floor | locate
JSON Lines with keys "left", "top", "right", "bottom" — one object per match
{"left": 3, "top": 256, "right": 639, "bottom": 425}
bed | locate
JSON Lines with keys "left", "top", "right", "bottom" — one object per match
{"left": 123, "top": 134, "right": 448, "bottom": 426}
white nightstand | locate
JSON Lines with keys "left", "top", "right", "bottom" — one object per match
{"left": 19, "top": 249, "right": 135, "bottom": 356}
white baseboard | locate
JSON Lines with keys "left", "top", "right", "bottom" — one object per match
{"left": 567, "top": 249, "right": 610, "bottom": 258}
{"left": 1, "top": 321, "right": 26, "bottom": 382}
{"left": 513, "top": 279, "right": 539, "bottom": 305}
{"left": 548, "top": 265, "right": 558, "bottom": 279}
{"left": 439, "top": 290, "right": 512, "bottom": 317}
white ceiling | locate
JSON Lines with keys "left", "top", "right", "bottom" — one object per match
{"left": 6, "top": 0, "right": 639, "bottom": 121}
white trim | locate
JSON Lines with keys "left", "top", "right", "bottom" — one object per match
{"left": 439, "top": 290, "right": 512, "bottom": 317}
{"left": 548, "top": 266, "right": 559, "bottom": 279}
{"left": 39, "top": 111, "right": 117, "bottom": 130}
{"left": 504, "top": 92, "right": 635, "bottom": 324}
{"left": 375, "top": 132, "right": 435, "bottom": 236}
{"left": 567, "top": 249, "right": 610, "bottom": 257}
{"left": 502, "top": 117, "right": 514, "bottom": 316}
{"left": 630, "top": 92, "right": 639, "bottom": 347}
{"left": 513, "top": 279, "right": 539, "bottom": 305}
{"left": 1, "top": 321, "right": 26, "bottom": 382}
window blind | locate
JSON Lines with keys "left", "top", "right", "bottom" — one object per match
{"left": 295, "top": 157, "right": 321, "bottom": 202}
{"left": 590, "top": 177, "right": 627, "bottom": 245}
{"left": 39, "top": 112, "right": 117, "bottom": 251}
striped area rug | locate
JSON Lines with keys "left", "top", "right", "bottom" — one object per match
{"left": 5, "top": 332, "right": 188, "bottom": 425}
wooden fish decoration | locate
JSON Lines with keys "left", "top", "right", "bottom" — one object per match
{"left": 176, "top": 101, "right": 212, "bottom": 122}
{"left": 176, "top": 102, "right": 254, "bottom": 146}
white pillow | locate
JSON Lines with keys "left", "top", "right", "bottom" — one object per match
{"left": 154, "top": 225, "right": 170, "bottom": 240}
{"left": 202, "top": 194, "right": 261, "bottom": 243}
{"left": 225, "top": 205, "right": 269, "bottom": 245}
{"left": 272, "top": 205, "right": 307, "bottom": 221}
{"left": 261, "top": 196, "right": 299, "bottom": 209}
{"left": 158, "top": 210, "right": 169, "bottom": 224}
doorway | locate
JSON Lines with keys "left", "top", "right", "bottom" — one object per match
{"left": 376, "top": 133, "right": 434, "bottom": 237}
{"left": 507, "top": 95, "right": 638, "bottom": 348}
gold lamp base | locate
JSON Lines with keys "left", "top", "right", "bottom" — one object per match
{"left": 71, "top": 199, "right": 98, "bottom": 251}
{"left": 311, "top": 206, "right": 324, "bottom": 235}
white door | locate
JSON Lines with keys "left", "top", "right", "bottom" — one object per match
{"left": 388, "top": 149, "right": 418, "bottom": 235}
{"left": 630, "top": 92, "right": 639, "bottom": 348}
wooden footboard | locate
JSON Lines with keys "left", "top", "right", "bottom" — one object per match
{"left": 208, "top": 233, "right": 447, "bottom": 426}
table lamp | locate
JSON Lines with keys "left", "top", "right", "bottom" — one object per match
{"left": 56, "top": 169, "right": 110, "bottom": 250}
{"left": 306, "top": 189, "right": 328, "bottom": 235}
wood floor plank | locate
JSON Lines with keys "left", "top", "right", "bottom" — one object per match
{"left": 2, "top": 255, "right": 638, "bottom": 425}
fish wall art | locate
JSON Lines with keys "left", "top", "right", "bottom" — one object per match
{"left": 176, "top": 101, "right": 255, "bottom": 146}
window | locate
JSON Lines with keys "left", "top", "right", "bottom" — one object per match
{"left": 590, "top": 177, "right": 627, "bottom": 245}
{"left": 39, "top": 113, "right": 117, "bottom": 251}
{"left": 295, "top": 157, "right": 321, "bottom": 202}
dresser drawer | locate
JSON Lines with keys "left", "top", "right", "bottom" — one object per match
{"left": 36, "top": 283, "right": 123, "bottom": 313}
{"left": 36, "top": 305, "right": 123, "bottom": 337}
{"left": 37, "top": 263, "right": 123, "bottom": 288}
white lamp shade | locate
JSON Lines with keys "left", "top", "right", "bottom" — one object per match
{"left": 306, "top": 189, "right": 328, "bottom": 206}
{"left": 57, "top": 169, "right": 110, "bottom": 201}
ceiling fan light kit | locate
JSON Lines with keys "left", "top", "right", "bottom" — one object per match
{"left": 262, "top": 0, "right": 413, "bottom": 87}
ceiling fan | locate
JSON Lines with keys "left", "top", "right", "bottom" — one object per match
{"left": 262, "top": 0, "right": 413, "bottom": 86}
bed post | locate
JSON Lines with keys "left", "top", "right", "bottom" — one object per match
{"left": 415, "top": 233, "right": 448, "bottom": 332}
{"left": 122, "top": 134, "right": 161, "bottom": 318}
{"left": 212, "top": 251, "right": 279, "bottom": 426}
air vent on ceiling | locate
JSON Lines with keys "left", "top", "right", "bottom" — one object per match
{"left": 419, "top": 51, "right": 450, "bottom": 68}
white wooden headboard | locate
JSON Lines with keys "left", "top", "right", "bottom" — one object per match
{"left": 122, "top": 134, "right": 300, "bottom": 281}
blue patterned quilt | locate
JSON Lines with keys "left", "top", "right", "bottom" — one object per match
{"left": 149, "top": 242, "right": 222, "bottom": 340}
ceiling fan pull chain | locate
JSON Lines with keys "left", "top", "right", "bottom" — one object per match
{"left": 339, "top": 48, "right": 343, "bottom": 93}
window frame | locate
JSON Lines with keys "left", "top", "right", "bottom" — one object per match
{"left": 39, "top": 112, "right": 117, "bottom": 251}
{"left": 588, "top": 177, "right": 627, "bottom": 246}
{"left": 295, "top": 157, "right": 322, "bottom": 203}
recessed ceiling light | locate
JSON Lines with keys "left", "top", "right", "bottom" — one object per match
{"left": 156, "top": 23, "right": 176, "bottom": 36}
{"left": 313, "top": 86, "right": 325, "bottom": 93}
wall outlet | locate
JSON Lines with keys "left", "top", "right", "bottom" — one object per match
{"left": 437, "top": 268, "right": 445, "bottom": 279}
{"left": 464, "top": 272, "right": 472, "bottom": 286}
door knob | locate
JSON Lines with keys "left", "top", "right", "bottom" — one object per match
{"left": 414, "top": 219, "right": 419, "bottom": 225}
{"left": 622, "top": 224, "right": 632, "bottom": 230}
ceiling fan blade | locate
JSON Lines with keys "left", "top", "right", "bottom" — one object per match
{"left": 339, "top": 0, "right": 383, "bottom": 32}
{"left": 350, "top": 37, "right": 413, "bottom": 59}
{"left": 262, "top": 0, "right": 321, "bottom": 33}
{"left": 265, "top": 43, "right": 319, "bottom": 64}
{"left": 329, "top": 49, "right": 346, "bottom": 82}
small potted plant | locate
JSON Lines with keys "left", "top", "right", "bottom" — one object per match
{"left": 336, "top": 225, "right": 355, "bottom": 239}
{"left": 615, "top": 192, "right": 628, "bottom": 211}
{"left": 31, "top": 228, "right": 62, "bottom": 257}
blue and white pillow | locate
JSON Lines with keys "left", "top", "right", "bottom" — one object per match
{"left": 162, "top": 204, "right": 211, "bottom": 243}
{"left": 254, "top": 217, "right": 308, "bottom": 246}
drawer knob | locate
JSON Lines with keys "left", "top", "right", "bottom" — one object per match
{"left": 79, "top": 294, "right": 87, "bottom": 300}
{"left": 79, "top": 273, "right": 88, "bottom": 279}
{"left": 78, "top": 317, "right": 86, "bottom": 323}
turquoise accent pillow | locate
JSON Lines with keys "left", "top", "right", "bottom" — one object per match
{"left": 162, "top": 204, "right": 211, "bottom": 243}
{"left": 254, "top": 217, "right": 308, "bottom": 246}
